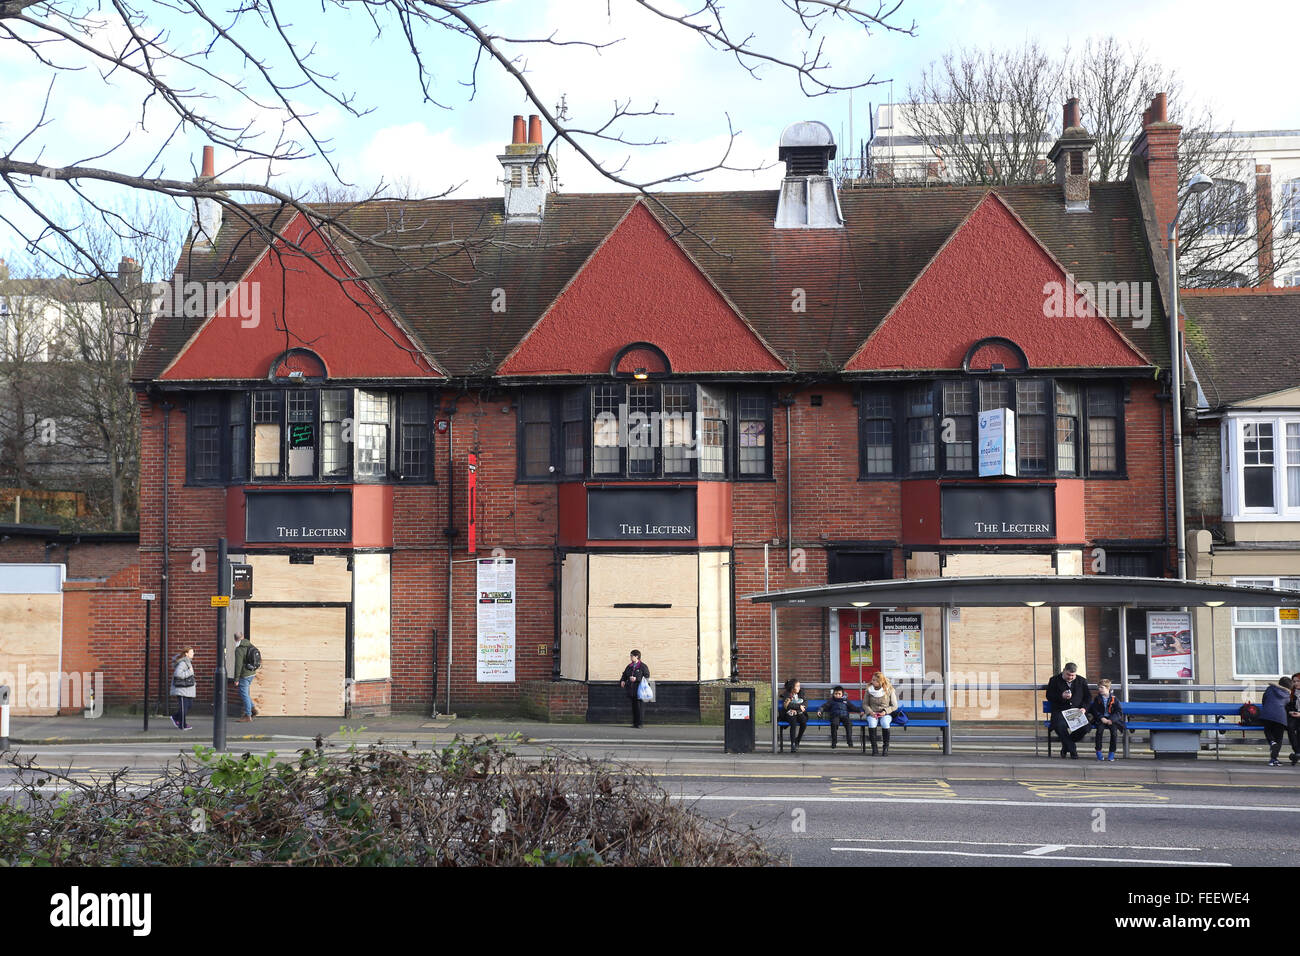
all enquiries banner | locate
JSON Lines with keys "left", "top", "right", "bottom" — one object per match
{"left": 476, "top": 558, "right": 516, "bottom": 682}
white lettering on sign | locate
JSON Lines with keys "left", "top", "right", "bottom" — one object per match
{"left": 617, "top": 523, "right": 693, "bottom": 536}
{"left": 275, "top": 527, "right": 348, "bottom": 538}
{"left": 971, "top": 521, "right": 1051, "bottom": 535}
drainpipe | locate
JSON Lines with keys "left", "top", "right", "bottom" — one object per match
{"left": 161, "top": 400, "right": 172, "bottom": 716}
{"left": 779, "top": 396, "right": 796, "bottom": 570}
{"left": 443, "top": 402, "right": 458, "bottom": 715}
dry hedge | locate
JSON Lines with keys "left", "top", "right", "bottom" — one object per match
{"left": 0, "top": 735, "right": 782, "bottom": 867}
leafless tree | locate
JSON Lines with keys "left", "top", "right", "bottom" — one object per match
{"left": 900, "top": 43, "right": 1059, "bottom": 185}
{"left": 47, "top": 198, "right": 183, "bottom": 529}
{"left": 1, "top": 0, "right": 916, "bottom": 290}
{"left": 899, "top": 36, "right": 1297, "bottom": 286}
{"left": 0, "top": 256, "right": 61, "bottom": 493}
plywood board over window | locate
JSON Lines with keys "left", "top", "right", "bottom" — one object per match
{"left": 699, "top": 551, "right": 731, "bottom": 681}
{"left": 919, "top": 552, "right": 1056, "bottom": 721}
{"left": 560, "top": 553, "right": 588, "bottom": 680}
{"left": 587, "top": 554, "right": 698, "bottom": 681}
{"left": 247, "top": 606, "right": 347, "bottom": 716}
{"left": 244, "top": 554, "right": 351, "bottom": 603}
{"left": 0, "top": 594, "right": 63, "bottom": 715}
{"left": 352, "top": 553, "right": 390, "bottom": 682}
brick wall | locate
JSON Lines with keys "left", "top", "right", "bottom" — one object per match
{"left": 132, "top": 374, "right": 1173, "bottom": 716}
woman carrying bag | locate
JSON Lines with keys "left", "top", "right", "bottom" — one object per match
{"left": 170, "top": 646, "right": 197, "bottom": 730}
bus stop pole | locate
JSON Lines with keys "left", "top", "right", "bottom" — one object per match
{"left": 941, "top": 602, "right": 952, "bottom": 755}
{"left": 1119, "top": 604, "right": 1130, "bottom": 759}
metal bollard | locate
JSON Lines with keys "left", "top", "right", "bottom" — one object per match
{"left": 0, "top": 685, "right": 10, "bottom": 750}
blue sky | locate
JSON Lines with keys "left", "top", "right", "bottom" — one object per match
{"left": 2, "top": 0, "right": 1298, "bottom": 261}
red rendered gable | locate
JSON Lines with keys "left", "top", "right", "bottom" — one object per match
{"left": 161, "top": 214, "right": 440, "bottom": 380}
{"left": 844, "top": 193, "right": 1150, "bottom": 371}
{"left": 498, "top": 201, "right": 786, "bottom": 376}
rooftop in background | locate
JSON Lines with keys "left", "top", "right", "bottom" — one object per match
{"left": 1182, "top": 287, "right": 1300, "bottom": 408}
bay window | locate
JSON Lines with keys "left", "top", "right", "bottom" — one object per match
{"left": 517, "top": 384, "right": 771, "bottom": 481}
{"left": 187, "top": 388, "right": 435, "bottom": 485}
{"left": 1232, "top": 577, "right": 1300, "bottom": 678}
{"left": 1224, "top": 416, "right": 1300, "bottom": 518}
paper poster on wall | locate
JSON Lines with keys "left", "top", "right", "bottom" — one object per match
{"left": 850, "top": 628, "right": 874, "bottom": 666}
{"left": 881, "top": 612, "right": 924, "bottom": 680}
{"left": 1147, "top": 611, "right": 1193, "bottom": 679}
{"left": 476, "top": 558, "right": 516, "bottom": 682}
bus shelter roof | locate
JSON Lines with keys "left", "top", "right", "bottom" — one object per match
{"left": 746, "top": 575, "right": 1300, "bottom": 609}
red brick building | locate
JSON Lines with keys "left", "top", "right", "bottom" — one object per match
{"left": 127, "top": 97, "right": 1185, "bottom": 720}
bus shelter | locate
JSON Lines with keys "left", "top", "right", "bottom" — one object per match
{"left": 748, "top": 575, "right": 1300, "bottom": 755}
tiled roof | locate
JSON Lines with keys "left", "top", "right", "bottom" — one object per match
{"left": 134, "top": 181, "right": 1168, "bottom": 382}
{"left": 1182, "top": 288, "right": 1300, "bottom": 407}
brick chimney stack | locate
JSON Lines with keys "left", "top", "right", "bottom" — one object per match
{"left": 1257, "top": 163, "right": 1274, "bottom": 283}
{"left": 498, "top": 114, "right": 554, "bottom": 222}
{"left": 1131, "top": 92, "right": 1181, "bottom": 247}
{"left": 1047, "top": 96, "right": 1095, "bottom": 212}
{"left": 192, "top": 145, "right": 223, "bottom": 248}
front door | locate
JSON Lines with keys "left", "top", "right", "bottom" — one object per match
{"left": 837, "top": 607, "right": 880, "bottom": 687}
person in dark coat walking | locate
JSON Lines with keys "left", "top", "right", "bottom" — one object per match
{"left": 780, "top": 678, "right": 809, "bottom": 752}
{"left": 1086, "top": 677, "right": 1125, "bottom": 760}
{"left": 619, "top": 650, "right": 650, "bottom": 729}
{"left": 1287, "top": 672, "right": 1300, "bottom": 766}
{"left": 1046, "top": 663, "right": 1093, "bottom": 759}
{"left": 1261, "top": 676, "right": 1293, "bottom": 766}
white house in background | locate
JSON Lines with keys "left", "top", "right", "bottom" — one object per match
{"left": 863, "top": 103, "right": 1300, "bottom": 287}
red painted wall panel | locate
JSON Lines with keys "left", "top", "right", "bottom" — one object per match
{"left": 162, "top": 214, "right": 440, "bottom": 381}
{"left": 499, "top": 202, "right": 786, "bottom": 375}
{"left": 845, "top": 194, "right": 1149, "bottom": 372}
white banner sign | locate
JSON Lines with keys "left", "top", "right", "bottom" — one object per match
{"left": 1147, "top": 611, "right": 1193, "bottom": 679}
{"left": 476, "top": 558, "right": 516, "bottom": 682}
{"left": 978, "top": 407, "right": 1017, "bottom": 477}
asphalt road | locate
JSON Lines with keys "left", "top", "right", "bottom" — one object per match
{"left": 664, "top": 773, "right": 1300, "bottom": 867}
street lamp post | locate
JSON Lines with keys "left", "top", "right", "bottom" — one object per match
{"left": 1168, "top": 172, "right": 1214, "bottom": 582}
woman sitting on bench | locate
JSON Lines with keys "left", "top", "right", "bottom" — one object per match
{"left": 781, "top": 678, "right": 809, "bottom": 753}
{"left": 864, "top": 671, "right": 898, "bottom": 756}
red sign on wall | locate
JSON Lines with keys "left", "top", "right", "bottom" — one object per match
{"left": 466, "top": 453, "right": 478, "bottom": 554}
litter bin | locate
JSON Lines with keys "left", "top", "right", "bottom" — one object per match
{"left": 0, "top": 684, "right": 10, "bottom": 750}
{"left": 723, "top": 686, "right": 755, "bottom": 754}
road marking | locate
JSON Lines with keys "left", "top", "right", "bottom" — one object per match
{"left": 1024, "top": 844, "right": 1066, "bottom": 856}
{"left": 836, "top": 838, "right": 1204, "bottom": 851}
{"left": 830, "top": 847, "right": 1229, "bottom": 866}
{"left": 1019, "top": 780, "right": 1168, "bottom": 801}
{"left": 828, "top": 777, "right": 957, "bottom": 798}
{"left": 673, "top": 794, "right": 1300, "bottom": 813}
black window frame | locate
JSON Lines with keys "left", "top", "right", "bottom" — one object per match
{"left": 185, "top": 387, "right": 437, "bottom": 486}
{"left": 514, "top": 384, "right": 773, "bottom": 482}
{"left": 858, "top": 377, "right": 1128, "bottom": 480}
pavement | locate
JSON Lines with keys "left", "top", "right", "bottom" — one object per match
{"left": 6, "top": 711, "right": 1297, "bottom": 786}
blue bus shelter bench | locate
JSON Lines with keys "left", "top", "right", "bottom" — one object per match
{"left": 778, "top": 699, "right": 949, "bottom": 753}
{"left": 1041, "top": 699, "right": 1259, "bottom": 758}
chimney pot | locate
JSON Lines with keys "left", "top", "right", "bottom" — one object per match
{"left": 1152, "top": 92, "right": 1168, "bottom": 123}
{"left": 512, "top": 115, "right": 525, "bottom": 145}
{"left": 201, "top": 145, "right": 215, "bottom": 178}
{"left": 1064, "top": 97, "right": 1080, "bottom": 131}
{"left": 528, "top": 115, "right": 543, "bottom": 145}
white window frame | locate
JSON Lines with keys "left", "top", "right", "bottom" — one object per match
{"left": 1223, "top": 414, "right": 1300, "bottom": 519}
{"left": 1230, "top": 576, "right": 1300, "bottom": 679}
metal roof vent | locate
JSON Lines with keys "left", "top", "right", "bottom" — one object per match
{"left": 775, "top": 120, "right": 843, "bottom": 229}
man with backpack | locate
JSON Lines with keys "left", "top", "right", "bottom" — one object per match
{"left": 231, "top": 632, "right": 262, "bottom": 722}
